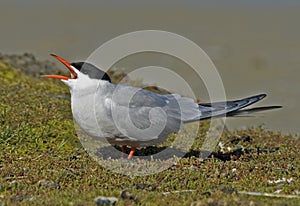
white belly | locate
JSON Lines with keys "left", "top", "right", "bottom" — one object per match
{"left": 71, "top": 92, "right": 117, "bottom": 141}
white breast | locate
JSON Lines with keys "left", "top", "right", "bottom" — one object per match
{"left": 70, "top": 81, "right": 119, "bottom": 142}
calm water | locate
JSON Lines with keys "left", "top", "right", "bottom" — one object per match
{"left": 1, "top": 2, "right": 300, "bottom": 134}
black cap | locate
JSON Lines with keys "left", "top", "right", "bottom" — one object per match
{"left": 70, "top": 62, "right": 111, "bottom": 82}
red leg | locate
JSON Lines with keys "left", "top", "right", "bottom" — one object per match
{"left": 128, "top": 147, "right": 136, "bottom": 159}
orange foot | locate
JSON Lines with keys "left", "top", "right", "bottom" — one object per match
{"left": 121, "top": 146, "right": 136, "bottom": 159}
{"left": 128, "top": 147, "right": 136, "bottom": 159}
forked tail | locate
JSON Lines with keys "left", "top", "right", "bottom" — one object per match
{"left": 185, "top": 94, "right": 281, "bottom": 122}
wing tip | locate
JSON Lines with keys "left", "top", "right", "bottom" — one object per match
{"left": 256, "top": 93, "right": 267, "bottom": 100}
{"left": 244, "top": 93, "right": 267, "bottom": 106}
{"left": 247, "top": 94, "right": 267, "bottom": 102}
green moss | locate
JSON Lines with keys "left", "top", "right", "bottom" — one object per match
{"left": 0, "top": 62, "right": 299, "bottom": 205}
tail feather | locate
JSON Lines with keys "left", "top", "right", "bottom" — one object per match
{"left": 184, "top": 94, "right": 278, "bottom": 122}
{"left": 226, "top": 105, "right": 282, "bottom": 118}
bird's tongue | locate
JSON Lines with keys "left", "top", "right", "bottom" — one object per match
{"left": 43, "top": 54, "right": 78, "bottom": 80}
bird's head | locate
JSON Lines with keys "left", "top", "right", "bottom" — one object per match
{"left": 43, "top": 54, "right": 111, "bottom": 89}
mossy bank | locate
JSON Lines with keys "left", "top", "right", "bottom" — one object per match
{"left": 0, "top": 54, "right": 299, "bottom": 205}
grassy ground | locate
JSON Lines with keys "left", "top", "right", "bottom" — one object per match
{"left": 0, "top": 59, "right": 299, "bottom": 205}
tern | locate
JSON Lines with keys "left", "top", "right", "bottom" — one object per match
{"left": 44, "top": 54, "right": 277, "bottom": 159}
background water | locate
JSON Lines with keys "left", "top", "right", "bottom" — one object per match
{"left": 1, "top": 1, "right": 299, "bottom": 134}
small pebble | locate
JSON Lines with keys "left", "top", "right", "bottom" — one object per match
{"left": 37, "top": 179, "right": 60, "bottom": 189}
{"left": 121, "top": 190, "right": 135, "bottom": 200}
{"left": 135, "top": 183, "right": 155, "bottom": 190}
{"left": 94, "top": 196, "right": 118, "bottom": 205}
{"left": 221, "top": 188, "right": 236, "bottom": 194}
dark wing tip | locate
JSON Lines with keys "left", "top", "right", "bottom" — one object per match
{"left": 258, "top": 93, "right": 267, "bottom": 99}
{"left": 245, "top": 94, "right": 267, "bottom": 104}
{"left": 252, "top": 93, "right": 267, "bottom": 100}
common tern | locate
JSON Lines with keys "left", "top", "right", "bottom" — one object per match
{"left": 44, "top": 54, "right": 274, "bottom": 159}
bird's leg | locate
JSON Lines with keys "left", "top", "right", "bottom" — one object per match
{"left": 128, "top": 147, "right": 136, "bottom": 159}
{"left": 121, "top": 145, "right": 127, "bottom": 158}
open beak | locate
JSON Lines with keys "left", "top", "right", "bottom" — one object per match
{"left": 43, "top": 54, "right": 78, "bottom": 80}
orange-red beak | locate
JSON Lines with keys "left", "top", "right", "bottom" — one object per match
{"left": 43, "top": 54, "right": 78, "bottom": 80}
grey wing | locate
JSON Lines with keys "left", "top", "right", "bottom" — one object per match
{"left": 110, "top": 85, "right": 191, "bottom": 142}
{"left": 110, "top": 83, "right": 267, "bottom": 139}
{"left": 111, "top": 84, "right": 169, "bottom": 108}
{"left": 185, "top": 94, "right": 267, "bottom": 122}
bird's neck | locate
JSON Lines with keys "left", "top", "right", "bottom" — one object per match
{"left": 70, "top": 79, "right": 106, "bottom": 98}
